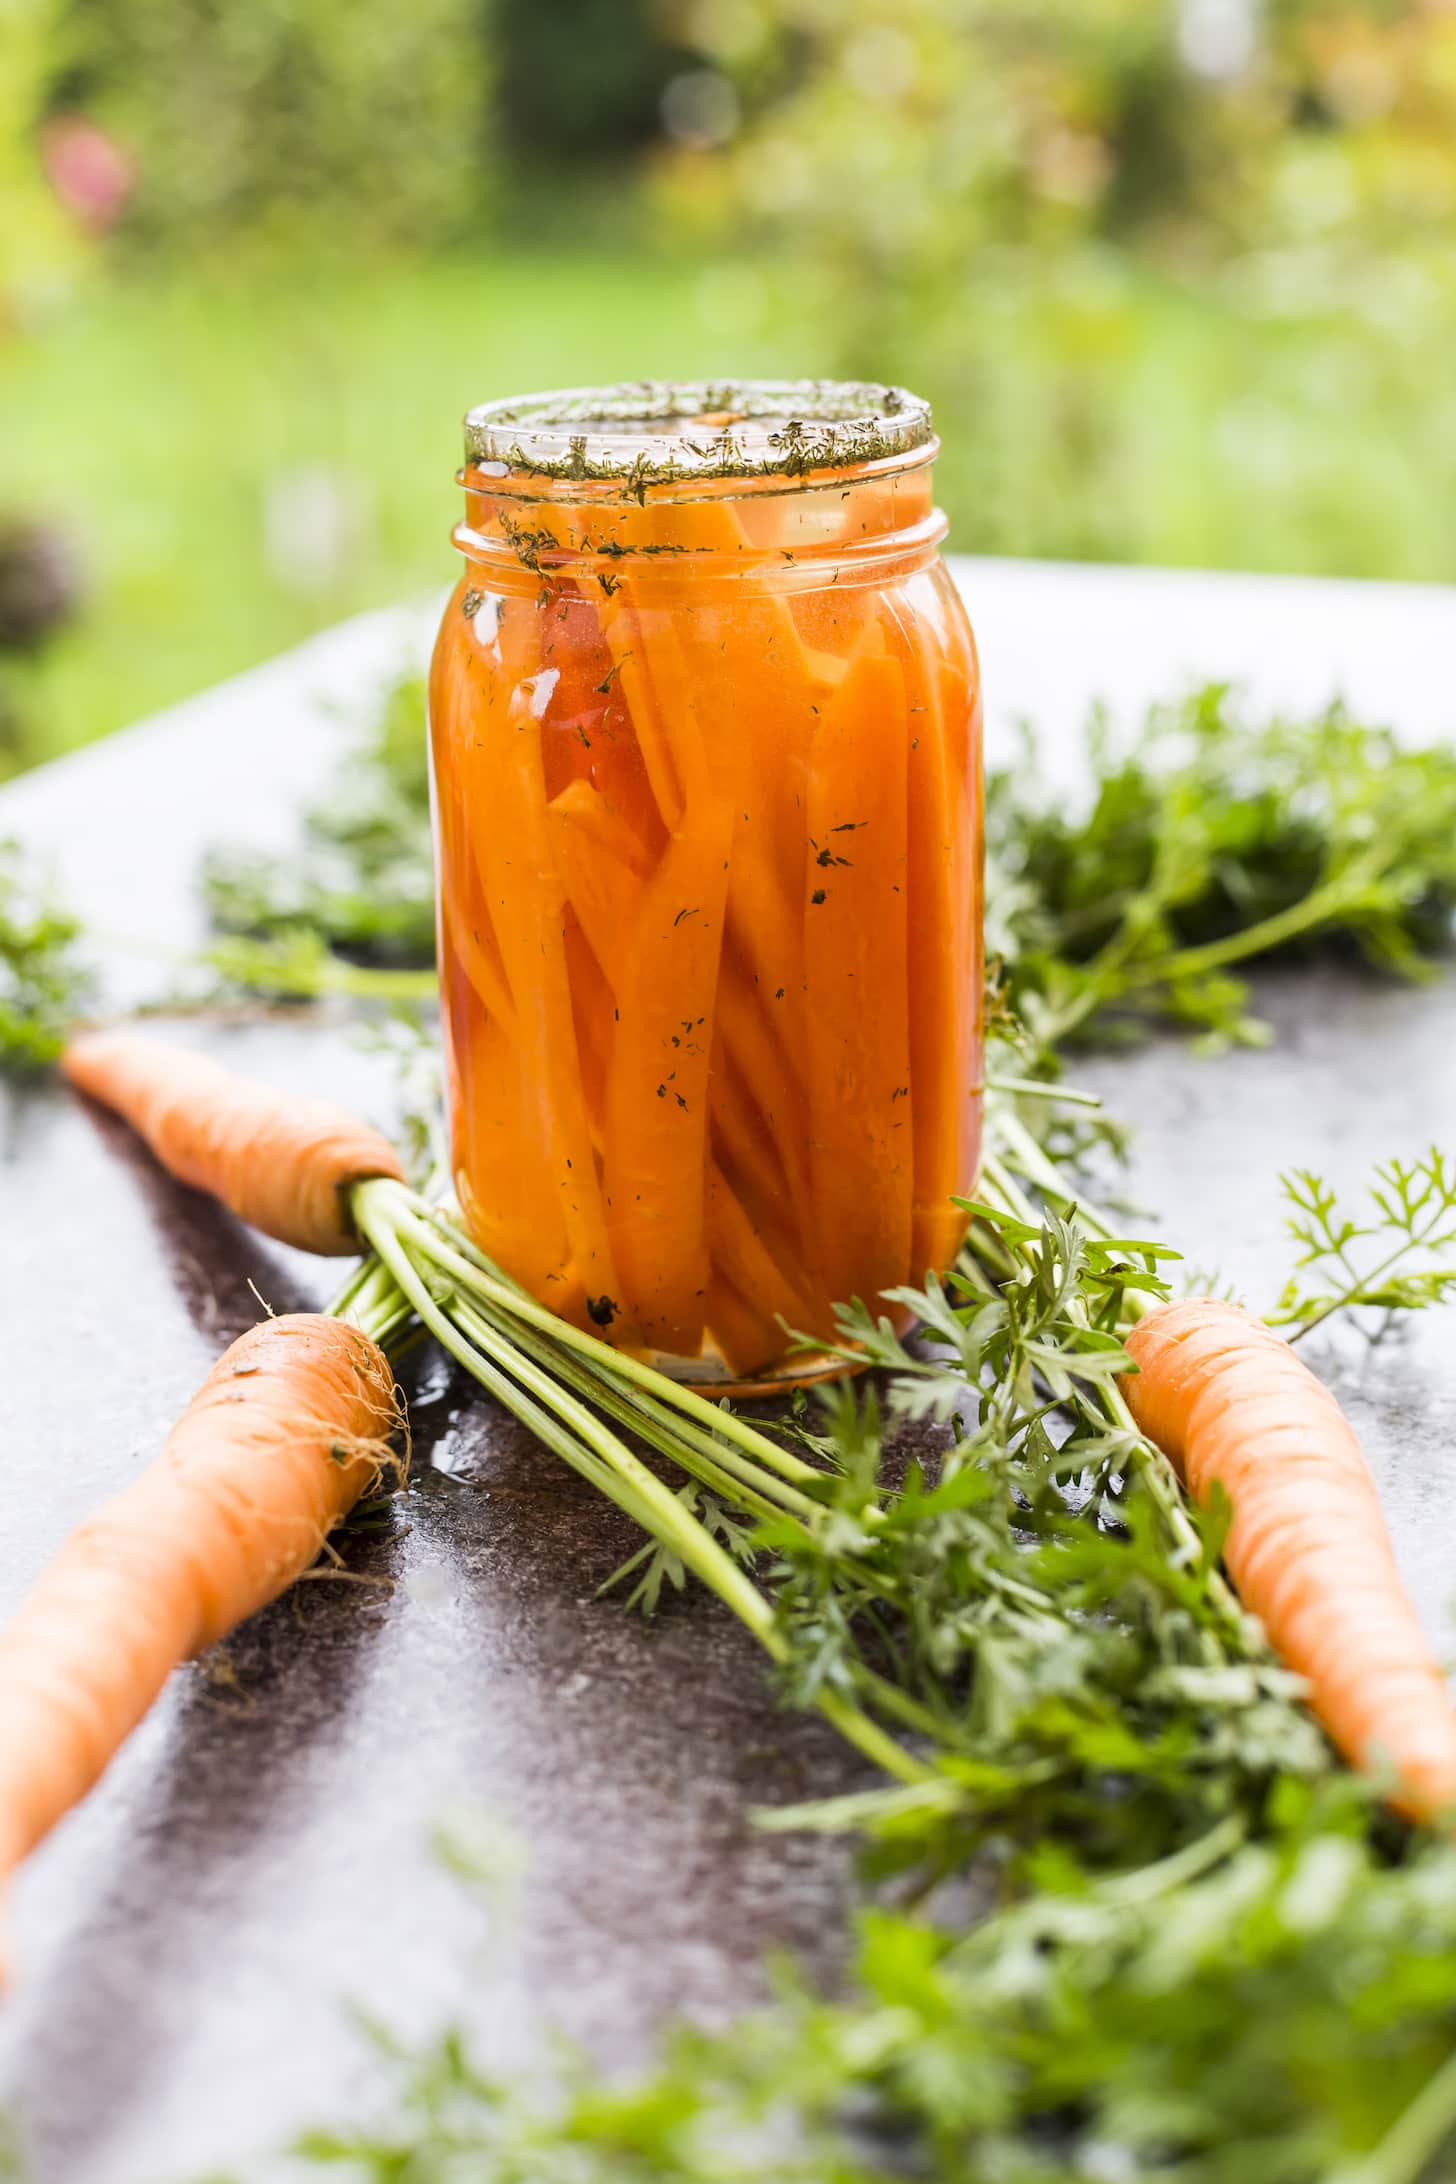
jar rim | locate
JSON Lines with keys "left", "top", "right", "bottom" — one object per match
{"left": 463, "top": 378, "right": 934, "bottom": 488}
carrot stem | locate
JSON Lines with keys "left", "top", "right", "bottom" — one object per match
{"left": 349, "top": 1178, "right": 929, "bottom": 1788}
{"left": 975, "top": 1151, "right": 1257, "bottom": 1656}
{"left": 1337, "top": 2048, "right": 1456, "bottom": 2184}
{"left": 395, "top": 1192, "right": 827, "bottom": 1492}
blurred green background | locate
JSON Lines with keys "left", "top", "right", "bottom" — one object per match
{"left": 3, "top": 0, "right": 1455, "bottom": 776}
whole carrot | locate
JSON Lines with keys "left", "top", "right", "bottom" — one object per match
{"left": 0, "top": 1314, "right": 398, "bottom": 1974}
{"left": 62, "top": 1029, "right": 405, "bottom": 1254}
{"left": 1122, "top": 1297, "right": 1456, "bottom": 1822}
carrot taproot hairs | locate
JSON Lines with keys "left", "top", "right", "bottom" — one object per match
{"left": 0, "top": 1314, "right": 399, "bottom": 1976}
{"left": 1122, "top": 1297, "right": 1456, "bottom": 1822}
{"left": 62, "top": 1029, "right": 405, "bottom": 1255}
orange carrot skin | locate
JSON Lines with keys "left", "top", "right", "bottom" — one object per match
{"left": 1122, "top": 1298, "right": 1456, "bottom": 1821}
{"left": 0, "top": 1315, "right": 396, "bottom": 1928}
{"left": 62, "top": 1032, "right": 405, "bottom": 1255}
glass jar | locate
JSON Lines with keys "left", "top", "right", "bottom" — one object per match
{"left": 429, "top": 381, "right": 983, "bottom": 1393}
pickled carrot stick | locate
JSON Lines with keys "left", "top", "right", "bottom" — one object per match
{"left": 595, "top": 514, "right": 827, "bottom": 1346}
{"left": 536, "top": 587, "right": 617, "bottom": 802}
{"left": 708, "top": 1042, "right": 798, "bottom": 1242}
{"left": 600, "top": 529, "right": 825, "bottom": 1223}
{"left": 595, "top": 602, "right": 690, "bottom": 831}
{"left": 704, "top": 1269, "right": 784, "bottom": 1381}
{"left": 441, "top": 897, "right": 514, "bottom": 1028}
{"left": 918, "top": 661, "right": 981, "bottom": 1277}
{"left": 563, "top": 913, "right": 614, "bottom": 1126}
{"left": 547, "top": 778, "right": 652, "bottom": 970}
{"left": 719, "top": 662, "right": 809, "bottom": 1015}
{"left": 546, "top": 781, "right": 650, "bottom": 1126}
{"left": 889, "top": 606, "right": 982, "bottom": 1278}
{"left": 706, "top": 1023, "right": 829, "bottom": 1339}
{"left": 452, "top": 1015, "right": 577, "bottom": 1307}
{"left": 431, "top": 586, "right": 520, "bottom": 1027}
{"left": 706, "top": 1162, "right": 821, "bottom": 1344}
{"left": 600, "top": 822, "right": 731, "bottom": 1354}
{"left": 437, "top": 740, "right": 515, "bottom": 1025}
{"left": 713, "top": 945, "right": 812, "bottom": 1214}
{"left": 803, "top": 646, "right": 915, "bottom": 1308}
{"left": 610, "top": 496, "right": 826, "bottom": 923}
{"left": 587, "top": 497, "right": 831, "bottom": 1084}
{"left": 472, "top": 674, "right": 626, "bottom": 1320}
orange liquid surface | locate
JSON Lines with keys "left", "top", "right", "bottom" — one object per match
{"left": 429, "top": 480, "right": 983, "bottom": 1386}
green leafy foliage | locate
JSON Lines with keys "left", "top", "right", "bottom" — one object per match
{"left": 0, "top": 837, "right": 87, "bottom": 1070}
{"left": 298, "top": 1177, "right": 1456, "bottom": 2184}
{"left": 741, "top": 1203, "right": 1323, "bottom": 1878}
{"left": 668, "top": 2, "right": 1456, "bottom": 578}
{"left": 989, "top": 685, "right": 1456, "bottom": 1052}
{"left": 497, "top": 0, "right": 688, "bottom": 167}
{"left": 598, "top": 1484, "right": 760, "bottom": 1618}
{"left": 297, "top": 1793, "right": 1456, "bottom": 2183}
{"left": 203, "top": 671, "right": 435, "bottom": 968}
{"left": 1273, "top": 1153, "right": 1456, "bottom": 1340}
{"left": 56, "top": 0, "right": 497, "bottom": 247}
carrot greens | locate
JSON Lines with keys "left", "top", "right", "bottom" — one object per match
{"left": 1272, "top": 1152, "right": 1456, "bottom": 1341}
{"left": 300, "top": 1150, "right": 1456, "bottom": 2184}
{"left": 0, "top": 839, "right": 87, "bottom": 1072}
{"left": 991, "top": 686, "right": 1456, "bottom": 1052}
{"left": 296, "top": 1796, "right": 1456, "bottom": 2184}
{"left": 202, "top": 668, "right": 436, "bottom": 968}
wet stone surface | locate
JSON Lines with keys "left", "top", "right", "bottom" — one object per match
{"left": 1, "top": 570, "right": 1454, "bottom": 2180}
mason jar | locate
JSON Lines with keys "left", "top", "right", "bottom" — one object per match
{"left": 428, "top": 381, "right": 983, "bottom": 1393}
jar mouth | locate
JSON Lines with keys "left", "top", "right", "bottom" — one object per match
{"left": 463, "top": 378, "right": 934, "bottom": 489}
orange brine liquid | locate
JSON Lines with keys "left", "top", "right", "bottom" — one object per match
{"left": 429, "top": 391, "right": 983, "bottom": 1391}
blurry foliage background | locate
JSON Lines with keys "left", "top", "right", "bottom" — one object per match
{"left": 1, "top": 0, "right": 1455, "bottom": 774}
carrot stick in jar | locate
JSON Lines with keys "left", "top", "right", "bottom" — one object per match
{"left": 463, "top": 603, "right": 628, "bottom": 1327}
{"left": 706, "top": 1163, "right": 823, "bottom": 1358}
{"left": 546, "top": 777, "right": 652, "bottom": 962}
{"left": 704, "top": 1269, "right": 786, "bottom": 1384}
{"left": 450, "top": 1012, "right": 578, "bottom": 1311}
{"left": 712, "top": 947, "right": 812, "bottom": 1218}
{"left": 599, "top": 817, "right": 730, "bottom": 1355}
{"left": 882, "top": 595, "right": 983, "bottom": 1278}
{"left": 802, "top": 644, "right": 915, "bottom": 1310}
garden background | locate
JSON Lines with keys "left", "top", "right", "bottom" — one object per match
{"left": 3, "top": 0, "right": 1455, "bottom": 778}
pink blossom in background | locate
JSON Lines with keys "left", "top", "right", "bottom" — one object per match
{"left": 41, "top": 117, "right": 135, "bottom": 232}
